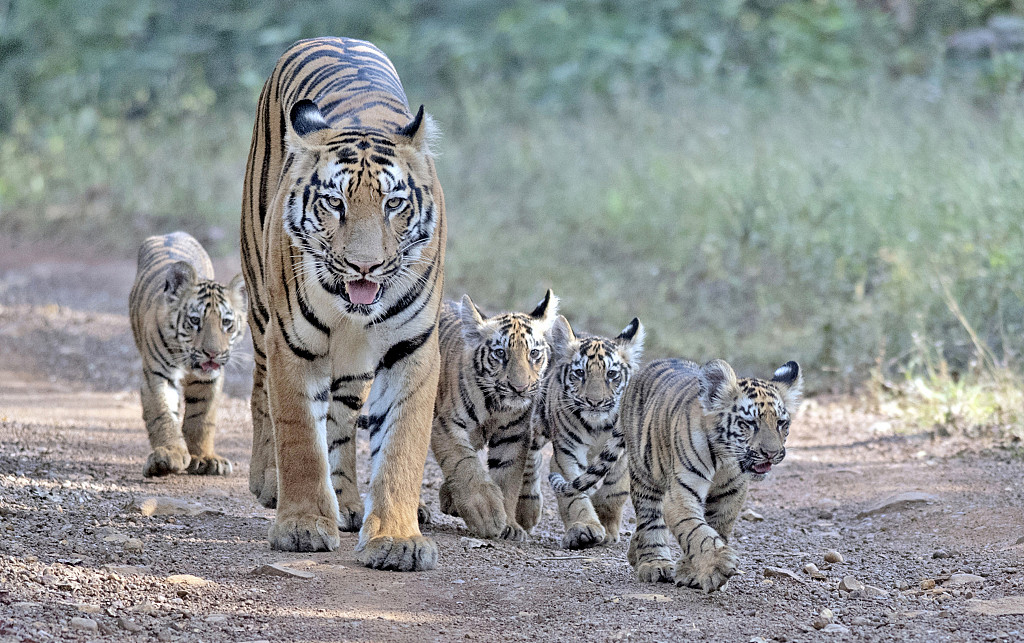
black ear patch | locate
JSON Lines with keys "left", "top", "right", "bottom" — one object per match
{"left": 771, "top": 361, "right": 800, "bottom": 386}
{"left": 616, "top": 317, "right": 641, "bottom": 341}
{"left": 290, "top": 99, "right": 329, "bottom": 137}
{"left": 529, "top": 289, "right": 554, "bottom": 319}
{"left": 397, "top": 105, "right": 425, "bottom": 138}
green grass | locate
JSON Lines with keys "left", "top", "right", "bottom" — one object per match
{"left": 4, "top": 82, "right": 1024, "bottom": 399}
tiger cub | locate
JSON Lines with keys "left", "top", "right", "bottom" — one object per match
{"left": 518, "top": 315, "right": 644, "bottom": 549}
{"left": 129, "top": 232, "right": 248, "bottom": 478}
{"left": 429, "top": 290, "right": 558, "bottom": 541}
{"left": 621, "top": 358, "right": 802, "bottom": 591}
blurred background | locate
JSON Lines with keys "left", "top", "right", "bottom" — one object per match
{"left": 1, "top": 0, "right": 1024, "bottom": 439}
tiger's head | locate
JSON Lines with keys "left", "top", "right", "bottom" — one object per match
{"left": 460, "top": 290, "right": 559, "bottom": 411}
{"left": 697, "top": 359, "right": 802, "bottom": 481}
{"left": 164, "top": 262, "right": 248, "bottom": 377}
{"left": 282, "top": 99, "right": 440, "bottom": 316}
{"left": 548, "top": 316, "right": 645, "bottom": 423}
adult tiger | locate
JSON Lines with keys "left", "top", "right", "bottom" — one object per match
{"left": 240, "top": 37, "right": 445, "bottom": 571}
{"left": 128, "top": 232, "right": 247, "bottom": 478}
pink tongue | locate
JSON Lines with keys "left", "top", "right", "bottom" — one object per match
{"left": 346, "top": 279, "right": 380, "bottom": 305}
{"left": 201, "top": 360, "right": 220, "bottom": 373}
{"left": 753, "top": 462, "right": 772, "bottom": 474}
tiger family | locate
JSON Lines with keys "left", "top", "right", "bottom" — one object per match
{"left": 127, "top": 36, "right": 803, "bottom": 592}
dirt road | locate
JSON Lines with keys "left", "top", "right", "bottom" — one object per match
{"left": 1, "top": 239, "right": 1023, "bottom": 642}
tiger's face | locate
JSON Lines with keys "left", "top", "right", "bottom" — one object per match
{"left": 698, "top": 360, "right": 802, "bottom": 481}
{"left": 460, "top": 290, "right": 559, "bottom": 411}
{"left": 283, "top": 100, "right": 439, "bottom": 316}
{"left": 165, "top": 263, "right": 248, "bottom": 376}
{"left": 548, "top": 316, "right": 644, "bottom": 422}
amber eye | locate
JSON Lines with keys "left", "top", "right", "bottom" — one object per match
{"left": 385, "top": 196, "right": 407, "bottom": 212}
{"left": 322, "top": 195, "right": 344, "bottom": 211}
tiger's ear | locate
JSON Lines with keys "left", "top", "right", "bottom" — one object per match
{"left": 697, "top": 359, "right": 739, "bottom": 414}
{"left": 164, "top": 261, "right": 196, "bottom": 304}
{"left": 396, "top": 104, "right": 439, "bottom": 158}
{"left": 614, "top": 317, "right": 645, "bottom": 366}
{"left": 529, "top": 289, "right": 559, "bottom": 333}
{"left": 459, "top": 294, "right": 488, "bottom": 344}
{"left": 771, "top": 361, "right": 803, "bottom": 411}
{"left": 547, "top": 315, "right": 577, "bottom": 361}
{"left": 227, "top": 273, "right": 248, "bottom": 317}
{"left": 289, "top": 99, "right": 331, "bottom": 145}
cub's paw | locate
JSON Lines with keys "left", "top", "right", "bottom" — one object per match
{"left": 515, "top": 494, "right": 542, "bottom": 532}
{"left": 268, "top": 514, "right": 340, "bottom": 552}
{"left": 438, "top": 481, "right": 458, "bottom": 517}
{"left": 455, "top": 481, "right": 507, "bottom": 539}
{"left": 635, "top": 559, "right": 675, "bottom": 583}
{"left": 249, "top": 466, "right": 278, "bottom": 509}
{"left": 144, "top": 446, "right": 191, "bottom": 477}
{"left": 417, "top": 503, "right": 432, "bottom": 525}
{"left": 187, "top": 454, "right": 232, "bottom": 476}
{"left": 677, "top": 540, "right": 738, "bottom": 592}
{"left": 357, "top": 535, "right": 438, "bottom": 571}
{"left": 500, "top": 522, "right": 528, "bottom": 542}
{"left": 336, "top": 499, "right": 364, "bottom": 533}
{"left": 562, "top": 521, "right": 606, "bottom": 550}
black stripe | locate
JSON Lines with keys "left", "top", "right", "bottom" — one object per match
{"left": 377, "top": 326, "right": 433, "bottom": 371}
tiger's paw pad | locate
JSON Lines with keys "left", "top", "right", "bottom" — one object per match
{"left": 515, "top": 495, "right": 542, "bottom": 532}
{"left": 357, "top": 535, "right": 438, "bottom": 571}
{"left": 678, "top": 541, "right": 738, "bottom": 592}
{"left": 500, "top": 522, "right": 528, "bottom": 542}
{"left": 143, "top": 446, "right": 191, "bottom": 477}
{"left": 417, "top": 503, "right": 432, "bottom": 525}
{"left": 562, "top": 522, "right": 606, "bottom": 550}
{"left": 636, "top": 560, "right": 675, "bottom": 583}
{"left": 269, "top": 514, "right": 340, "bottom": 552}
{"left": 455, "top": 481, "right": 506, "bottom": 539}
{"left": 249, "top": 466, "right": 278, "bottom": 509}
{"left": 187, "top": 454, "right": 232, "bottom": 476}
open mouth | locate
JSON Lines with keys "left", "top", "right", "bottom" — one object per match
{"left": 198, "top": 360, "right": 221, "bottom": 373}
{"left": 344, "top": 279, "right": 382, "bottom": 306}
{"left": 751, "top": 461, "right": 773, "bottom": 475}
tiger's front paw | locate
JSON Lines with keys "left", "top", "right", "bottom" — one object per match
{"left": 453, "top": 481, "right": 507, "bottom": 539}
{"left": 417, "top": 503, "right": 432, "bottom": 525}
{"left": 268, "top": 514, "right": 341, "bottom": 552}
{"left": 357, "top": 535, "right": 438, "bottom": 571}
{"left": 187, "top": 453, "right": 232, "bottom": 476}
{"left": 249, "top": 466, "right": 278, "bottom": 508}
{"left": 500, "top": 522, "right": 528, "bottom": 542}
{"left": 635, "top": 560, "right": 675, "bottom": 583}
{"left": 677, "top": 540, "right": 738, "bottom": 592}
{"left": 336, "top": 498, "right": 364, "bottom": 532}
{"left": 562, "top": 521, "right": 606, "bottom": 550}
{"left": 144, "top": 446, "right": 191, "bottom": 477}
{"left": 515, "top": 494, "right": 542, "bottom": 532}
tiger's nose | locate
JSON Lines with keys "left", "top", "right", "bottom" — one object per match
{"left": 346, "top": 259, "right": 383, "bottom": 275}
{"left": 762, "top": 447, "right": 785, "bottom": 461}
{"left": 509, "top": 382, "right": 530, "bottom": 395}
{"left": 204, "top": 349, "right": 219, "bottom": 359}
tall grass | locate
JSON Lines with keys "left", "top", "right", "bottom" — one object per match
{"left": 3, "top": 82, "right": 1024, "bottom": 392}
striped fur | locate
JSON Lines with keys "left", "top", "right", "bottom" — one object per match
{"left": 240, "top": 38, "right": 445, "bottom": 570}
{"left": 621, "top": 358, "right": 802, "bottom": 591}
{"left": 428, "top": 291, "right": 558, "bottom": 541}
{"left": 128, "top": 232, "right": 247, "bottom": 478}
{"left": 520, "top": 316, "right": 644, "bottom": 549}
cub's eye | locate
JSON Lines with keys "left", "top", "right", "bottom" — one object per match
{"left": 572, "top": 367, "right": 585, "bottom": 379}
{"left": 222, "top": 318, "right": 234, "bottom": 332}
{"left": 188, "top": 315, "right": 201, "bottom": 328}
{"left": 385, "top": 196, "right": 407, "bottom": 212}
{"left": 607, "top": 369, "right": 621, "bottom": 382}
{"left": 492, "top": 348, "right": 506, "bottom": 360}
{"left": 322, "top": 195, "right": 344, "bottom": 211}
{"left": 529, "top": 348, "right": 542, "bottom": 361}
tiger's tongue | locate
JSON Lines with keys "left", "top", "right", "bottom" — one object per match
{"left": 346, "top": 279, "right": 380, "bottom": 305}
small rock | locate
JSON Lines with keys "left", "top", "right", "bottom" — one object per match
{"left": 839, "top": 575, "right": 865, "bottom": 592}
{"left": 102, "top": 533, "right": 129, "bottom": 544}
{"left": 249, "top": 563, "right": 314, "bottom": 579}
{"left": 71, "top": 617, "right": 98, "bottom": 632}
{"left": 157, "top": 628, "right": 175, "bottom": 642}
{"left": 897, "top": 580, "right": 911, "bottom": 590}
{"left": 103, "top": 564, "right": 150, "bottom": 576}
{"left": 1015, "top": 536, "right": 1024, "bottom": 546}
{"left": 75, "top": 603, "right": 102, "bottom": 614}
{"left": 11, "top": 602, "right": 42, "bottom": 609}
{"left": 932, "top": 549, "right": 950, "bottom": 559}
{"left": 117, "top": 617, "right": 143, "bottom": 632}
{"left": 824, "top": 550, "right": 844, "bottom": 564}
{"left": 764, "top": 566, "right": 804, "bottom": 582}
{"left": 920, "top": 579, "right": 937, "bottom": 590}
{"left": 131, "top": 601, "right": 159, "bottom": 615}
{"left": 166, "top": 574, "right": 211, "bottom": 586}
{"left": 623, "top": 593, "right": 672, "bottom": 602}
{"left": 459, "top": 537, "right": 492, "bottom": 550}
{"left": 138, "top": 497, "right": 207, "bottom": 517}
{"left": 123, "top": 538, "right": 144, "bottom": 553}
{"left": 740, "top": 508, "right": 764, "bottom": 522}
{"left": 205, "top": 614, "right": 229, "bottom": 624}
{"left": 861, "top": 585, "right": 888, "bottom": 598}
{"left": 947, "top": 573, "right": 985, "bottom": 586}
{"left": 813, "top": 607, "right": 834, "bottom": 629}
{"left": 803, "top": 563, "right": 828, "bottom": 580}
{"left": 821, "top": 623, "right": 850, "bottom": 633}
{"left": 850, "top": 616, "right": 870, "bottom": 626}
{"left": 856, "top": 492, "right": 938, "bottom": 518}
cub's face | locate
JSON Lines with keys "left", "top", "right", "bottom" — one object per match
{"left": 698, "top": 360, "right": 803, "bottom": 481}
{"left": 282, "top": 100, "right": 439, "bottom": 316}
{"left": 548, "top": 316, "right": 644, "bottom": 422}
{"left": 460, "top": 291, "right": 559, "bottom": 411}
{"left": 165, "top": 263, "right": 248, "bottom": 377}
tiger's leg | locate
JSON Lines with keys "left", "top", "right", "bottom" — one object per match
{"left": 431, "top": 416, "right": 506, "bottom": 539}
{"left": 516, "top": 434, "right": 545, "bottom": 533}
{"left": 265, "top": 331, "right": 339, "bottom": 552}
{"left": 249, "top": 328, "right": 278, "bottom": 507}
{"left": 627, "top": 475, "right": 673, "bottom": 583}
{"left": 486, "top": 413, "right": 532, "bottom": 541}
{"left": 181, "top": 374, "right": 232, "bottom": 475}
{"left": 355, "top": 338, "right": 439, "bottom": 571}
{"left": 327, "top": 373, "right": 372, "bottom": 532}
{"left": 664, "top": 479, "right": 737, "bottom": 592}
{"left": 141, "top": 369, "right": 191, "bottom": 477}
{"left": 591, "top": 454, "right": 630, "bottom": 544}
{"left": 705, "top": 475, "right": 749, "bottom": 544}
{"left": 551, "top": 439, "right": 605, "bottom": 549}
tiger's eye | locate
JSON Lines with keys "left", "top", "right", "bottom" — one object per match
{"left": 529, "top": 348, "right": 542, "bottom": 360}
{"left": 323, "top": 195, "right": 343, "bottom": 210}
{"left": 385, "top": 196, "right": 406, "bottom": 210}
{"left": 492, "top": 348, "right": 506, "bottom": 360}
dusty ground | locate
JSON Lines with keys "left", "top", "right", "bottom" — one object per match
{"left": 1, "top": 238, "right": 1023, "bottom": 643}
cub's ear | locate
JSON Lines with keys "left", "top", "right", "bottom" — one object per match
{"left": 289, "top": 99, "right": 330, "bottom": 144}
{"left": 227, "top": 273, "right": 248, "bottom": 317}
{"left": 459, "top": 294, "right": 487, "bottom": 344}
{"left": 547, "top": 315, "right": 577, "bottom": 362}
{"left": 697, "top": 359, "right": 739, "bottom": 414}
{"left": 396, "top": 104, "right": 439, "bottom": 158}
{"left": 164, "top": 261, "right": 196, "bottom": 304}
{"left": 771, "top": 360, "right": 803, "bottom": 411}
{"left": 614, "top": 317, "right": 645, "bottom": 365}
{"left": 529, "top": 289, "right": 559, "bottom": 333}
